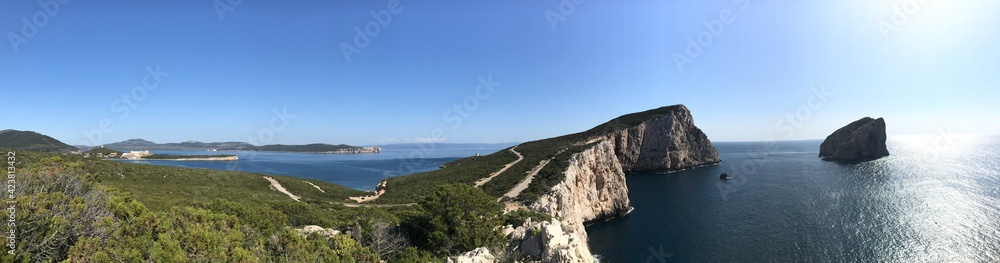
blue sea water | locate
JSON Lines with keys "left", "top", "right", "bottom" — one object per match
{"left": 587, "top": 135, "right": 1000, "bottom": 262}
{"left": 115, "top": 146, "right": 506, "bottom": 190}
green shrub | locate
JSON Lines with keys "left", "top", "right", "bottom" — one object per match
{"left": 416, "top": 184, "right": 504, "bottom": 255}
{"left": 504, "top": 208, "right": 552, "bottom": 226}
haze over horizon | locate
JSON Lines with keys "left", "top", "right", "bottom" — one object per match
{"left": 3, "top": 0, "right": 998, "bottom": 146}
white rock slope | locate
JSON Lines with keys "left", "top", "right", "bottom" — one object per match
{"left": 524, "top": 105, "right": 720, "bottom": 263}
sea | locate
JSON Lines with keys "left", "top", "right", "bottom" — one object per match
{"left": 115, "top": 136, "right": 1000, "bottom": 262}
{"left": 587, "top": 135, "right": 1000, "bottom": 262}
{"left": 114, "top": 145, "right": 510, "bottom": 190}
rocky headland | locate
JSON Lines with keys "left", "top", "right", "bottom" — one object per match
{"left": 507, "top": 105, "right": 720, "bottom": 262}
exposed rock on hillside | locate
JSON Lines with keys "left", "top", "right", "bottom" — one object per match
{"left": 447, "top": 247, "right": 496, "bottom": 263}
{"left": 819, "top": 117, "right": 889, "bottom": 163}
{"left": 609, "top": 105, "right": 721, "bottom": 173}
{"left": 523, "top": 105, "right": 719, "bottom": 262}
{"left": 505, "top": 218, "right": 594, "bottom": 263}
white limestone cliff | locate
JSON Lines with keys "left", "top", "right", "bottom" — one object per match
{"left": 518, "top": 105, "right": 719, "bottom": 263}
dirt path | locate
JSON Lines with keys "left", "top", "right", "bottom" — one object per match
{"left": 264, "top": 176, "right": 301, "bottom": 202}
{"left": 475, "top": 146, "right": 523, "bottom": 187}
{"left": 304, "top": 181, "right": 326, "bottom": 193}
{"left": 341, "top": 202, "right": 417, "bottom": 208}
{"left": 502, "top": 157, "right": 553, "bottom": 200}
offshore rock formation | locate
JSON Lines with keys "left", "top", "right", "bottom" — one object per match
{"left": 819, "top": 117, "right": 889, "bottom": 163}
{"left": 525, "top": 105, "right": 720, "bottom": 263}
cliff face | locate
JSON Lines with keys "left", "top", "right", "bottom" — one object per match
{"left": 819, "top": 117, "right": 889, "bottom": 163}
{"left": 610, "top": 106, "right": 721, "bottom": 173}
{"left": 524, "top": 105, "right": 719, "bottom": 263}
{"left": 531, "top": 140, "right": 631, "bottom": 223}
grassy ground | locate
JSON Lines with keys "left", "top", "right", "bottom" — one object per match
{"left": 381, "top": 105, "right": 687, "bottom": 204}
{"left": 374, "top": 148, "right": 519, "bottom": 204}
{"left": 14, "top": 151, "right": 366, "bottom": 212}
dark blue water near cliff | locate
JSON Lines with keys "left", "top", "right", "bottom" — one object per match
{"left": 586, "top": 136, "right": 1000, "bottom": 262}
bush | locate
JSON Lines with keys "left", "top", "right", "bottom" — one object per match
{"left": 504, "top": 208, "right": 552, "bottom": 226}
{"left": 417, "top": 184, "right": 504, "bottom": 255}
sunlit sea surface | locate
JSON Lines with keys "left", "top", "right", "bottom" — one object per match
{"left": 587, "top": 135, "right": 1000, "bottom": 262}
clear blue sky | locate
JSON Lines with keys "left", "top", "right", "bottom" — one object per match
{"left": 3, "top": 0, "right": 998, "bottom": 146}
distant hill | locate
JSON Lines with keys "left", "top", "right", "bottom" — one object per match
{"left": 0, "top": 129, "right": 79, "bottom": 153}
{"left": 103, "top": 139, "right": 255, "bottom": 151}
{"left": 102, "top": 139, "right": 377, "bottom": 153}
{"left": 376, "top": 143, "right": 518, "bottom": 150}
{"left": 252, "top": 143, "right": 361, "bottom": 153}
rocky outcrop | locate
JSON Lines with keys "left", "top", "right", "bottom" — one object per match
{"left": 609, "top": 105, "right": 721, "bottom": 173}
{"left": 523, "top": 105, "right": 719, "bottom": 263}
{"left": 532, "top": 140, "right": 631, "bottom": 223}
{"left": 448, "top": 247, "right": 496, "bottom": 263}
{"left": 295, "top": 225, "right": 340, "bottom": 238}
{"left": 505, "top": 218, "right": 594, "bottom": 263}
{"left": 819, "top": 117, "right": 889, "bottom": 163}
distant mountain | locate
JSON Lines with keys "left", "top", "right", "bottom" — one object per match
{"left": 103, "top": 139, "right": 255, "bottom": 151}
{"left": 250, "top": 143, "right": 380, "bottom": 153}
{"left": 0, "top": 129, "right": 79, "bottom": 153}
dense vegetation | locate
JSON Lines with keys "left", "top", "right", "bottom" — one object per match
{"left": 4, "top": 149, "right": 526, "bottom": 262}
{"left": 375, "top": 148, "right": 519, "bottom": 204}
{"left": 68, "top": 154, "right": 362, "bottom": 211}
{"left": 0, "top": 129, "right": 79, "bottom": 153}
{"left": 379, "top": 106, "right": 687, "bottom": 205}
{"left": 2, "top": 106, "right": 685, "bottom": 261}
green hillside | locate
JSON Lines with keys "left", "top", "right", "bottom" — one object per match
{"left": 377, "top": 105, "right": 688, "bottom": 205}
{"left": 0, "top": 129, "right": 79, "bottom": 153}
{"left": 253, "top": 143, "right": 365, "bottom": 152}
{"left": 3, "top": 105, "right": 691, "bottom": 262}
{"left": 7, "top": 149, "right": 516, "bottom": 262}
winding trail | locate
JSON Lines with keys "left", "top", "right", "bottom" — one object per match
{"left": 341, "top": 202, "right": 417, "bottom": 208}
{"left": 263, "top": 176, "right": 301, "bottom": 202}
{"left": 502, "top": 157, "right": 554, "bottom": 200}
{"left": 475, "top": 146, "right": 524, "bottom": 187}
{"left": 304, "top": 181, "right": 326, "bottom": 193}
